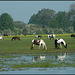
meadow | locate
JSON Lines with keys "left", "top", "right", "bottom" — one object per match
{"left": 0, "top": 34, "right": 75, "bottom": 54}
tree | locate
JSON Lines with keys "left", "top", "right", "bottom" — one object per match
{"left": 68, "top": 3, "right": 75, "bottom": 31}
{"left": 72, "top": 18, "right": 75, "bottom": 31}
{"left": 22, "top": 28, "right": 28, "bottom": 35}
{"left": 28, "top": 8, "right": 56, "bottom": 27}
{"left": 0, "top": 13, "right": 14, "bottom": 30}
{"left": 56, "top": 11, "right": 70, "bottom": 29}
{"left": 49, "top": 18, "right": 59, "bottom": 28}
{"left": 14, "top": 21, "right": 26, "bottom": 29}
{"left": 68, "top": 3, "right": 75, "bottom": 22}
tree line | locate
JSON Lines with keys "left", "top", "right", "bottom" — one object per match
{"left": 0, "top": 3, "right": 75, "bottom": 35}
{"left": 28, "top": 6, "right": 75, "bottom": 32}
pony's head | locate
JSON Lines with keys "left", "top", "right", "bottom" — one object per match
{"left": 64, "top": 43, "right": 67, "bottom": 49}
{"left": 40, "top": 39, "right": 47, "bottom": 49}
{"left": 31, "top": 39, "right": 40, "bottom": 50}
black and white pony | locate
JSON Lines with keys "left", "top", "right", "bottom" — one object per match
{"left": 31, "top": 39, "right": 47, "bottom": 50}
{"left": 71, "top": 34, "right": 75, "bottom": 38}
{"left": 48, "top": 34, "right": 55, "bottom": 40}
{"left": 35, "top": 35, "right": 42, "bottom": 38}
{"left": 55, "top": 38, "right": 67, "bottom": 49}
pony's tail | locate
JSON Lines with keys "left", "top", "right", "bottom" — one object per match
{"left": 64, "top": 43, "right": 67, "bottom": 49}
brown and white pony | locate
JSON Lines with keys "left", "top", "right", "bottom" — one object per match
{"left": 48, "top": 34, "right": 55, "bottom": 40}
{"left": 31, "top": 39, "right": 47, "bottom": 50}
{"left": 11, "top": 36, "right": 20, "bottom": 41}
{"left": 55, "top": 38, "right": 67, "bottom": 49}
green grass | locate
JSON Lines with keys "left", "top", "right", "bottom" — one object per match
{"left": 12, "top": 61, "right": 75, "bottom": 68}
{"left": 0, "top": 34, "right": 75, "bottom": 54}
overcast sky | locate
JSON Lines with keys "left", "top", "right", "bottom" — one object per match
{"left": 0, "top": 1, "right": 75, "bottom": 23}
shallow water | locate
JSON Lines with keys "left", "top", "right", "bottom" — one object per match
{"left": 0, "top": 53, "right": 75, "bottom": 74}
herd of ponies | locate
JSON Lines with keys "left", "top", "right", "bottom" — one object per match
{"left": 31, "top": 34, "right": 68, "bottom": 50}
{"left": 30, "top": 34, "right": 74, "bottom": 50}
{"left": 0, "top": 34, "right": 75, "bottom": 50}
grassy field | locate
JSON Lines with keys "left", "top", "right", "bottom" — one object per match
{"left": 0, "top": 34, "right": 75, "bottom": 54}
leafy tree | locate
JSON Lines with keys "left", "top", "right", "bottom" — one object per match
{"left": 28, "top": 8, "right": 56, "bottom": 27}
{"left": 28, "top": 14, "right": 36, "bottom": 24}
{"left": 22, "top": 28, "right": 28, "bottom": 35}
{"left": 0, "top": 13, "right": 14, "bottom": 30}
{"left": 72, "top": 18, "right": 75, "bottom": 31}
{"left": 56, "top": 11, "right": 70, "bottom": 29}
{"left": 68, "top": 3, "right": 75, "bottom": 22}
{"left": 14, "top": 21, "right": 26, "bottom": 29}
{"left": 50, "top": 18, "right": 59, "bottom": 28}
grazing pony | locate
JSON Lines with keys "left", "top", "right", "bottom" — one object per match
{"left": 48, "top": 34, "right": 55, "bottom": 40}
{"left": 11, "top": 36, "right": 20, "bottom": 41}
{"left": 71, "top": 34, "right": 75, "bottom": 38}
{"left": 55, "top": 38, "right": 67, "bottom": 49}
{"left": 35, "top": 35, "right": 42, "bottom": 38}
{"left": 31, "top": 39, "right": 47, "bottom": 50}
{"left": 0, "top": 36, "right": 4, "bottom": 40}
{"left": 3, "top": 34, "right": 8, "bottom": 36}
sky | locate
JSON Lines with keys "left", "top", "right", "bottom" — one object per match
{"left": 0, "top": 1, "right": 75, "bottom": 23}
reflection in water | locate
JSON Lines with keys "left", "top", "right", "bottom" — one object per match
{"left": 55, "top": 53, "right": 66, "bottom": 61}
{"left": 0, "top": 52, "right": 75, "bottom": 74}
{"left": 32, "top": 55, "right": 46, "bottom": 62}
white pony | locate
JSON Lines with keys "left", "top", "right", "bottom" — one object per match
{"left": 0, "top": 36, "right": 4, "bottom": 40}
{"left": 31, "top": 39, "right": 47, "bottom": 50}
{"left": 55, "top": 38, "right": 67, "bottom": 49}
{"left": 48, "top": 34, "right": 55, "bottom": 40}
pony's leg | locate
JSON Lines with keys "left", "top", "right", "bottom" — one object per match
{"left": 53, "top": 37, "right": 55, "bottom": 40}
{"left": 44, "top": 45, "right": 47, "bottom": 49}
{"left": 31, "top": 44, "right": 34, "bottom": 49}
{"left": 38, "top": 45, "right": 40, "bottom": 49}
{"left": 60, "top": 43, "right": 62, "bottom": 48}
{"left": 50, "top": 37, "right": 51, "bottom": 40}
{"left": 38, "top": 44, "right": 41, "bottom": 49}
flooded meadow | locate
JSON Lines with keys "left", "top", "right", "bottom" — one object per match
{"left": 0, "top": 52, "right": 75, "bottom": 74}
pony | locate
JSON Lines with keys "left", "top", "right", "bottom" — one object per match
{"left": 48, "top": 34, "right": 55, "bottom": 40}
{"left": 55, "top": 38, "right": 67, "bottom": 49}
{"left": 31, "top": 39, "right": 47, "bottom": 50}
{"left": 3, "top": 34, "right": 8, "bottom": 36}
{"left": 11, "top": 36, "right": 20, "bottom": 41}
{"left": 35, "top": 35, "right": 42, "bottom": 38}
{"left": 0, "top": 36, "right": 4, "bottom": 40}
{"left": 71, "top": 34, "right": 75, "bottom": 38}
